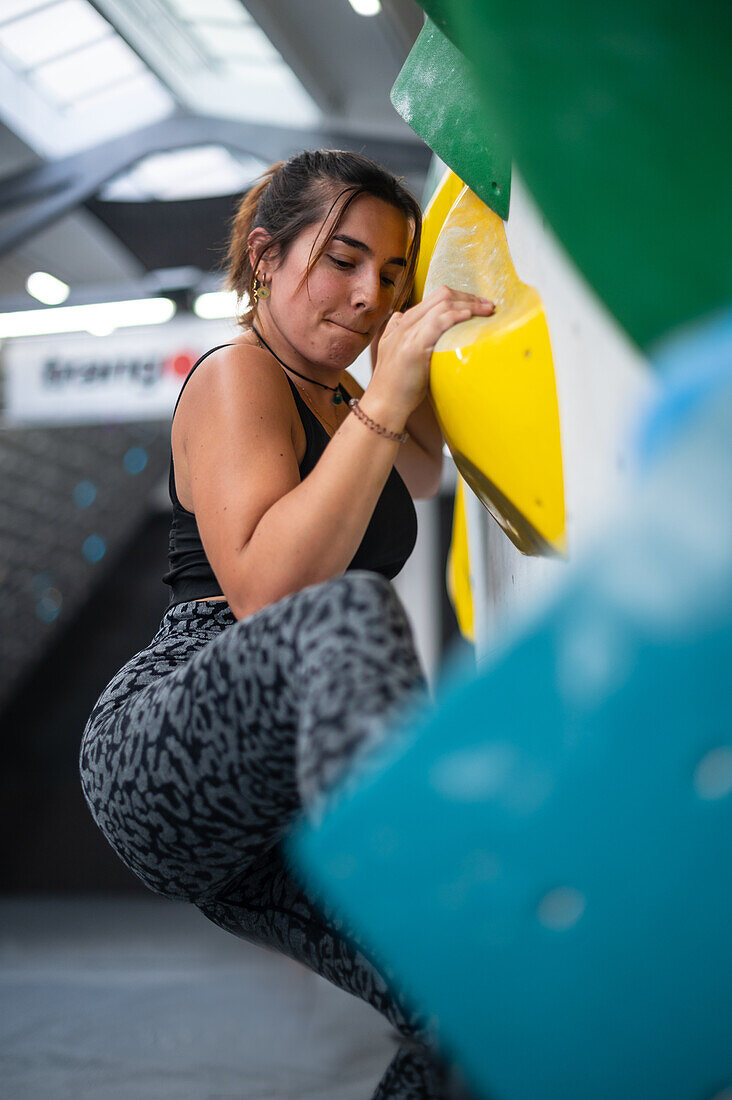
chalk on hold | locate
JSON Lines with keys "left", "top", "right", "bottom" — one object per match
{"left": 426, "top": 184, "right": 566, "bottom": 557}
{"left": 390, "top": 17, "right": 511, "bottom": 220}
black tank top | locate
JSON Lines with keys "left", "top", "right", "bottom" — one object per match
{"left": 162, "top": 345, "right": 418, "bottom": 606}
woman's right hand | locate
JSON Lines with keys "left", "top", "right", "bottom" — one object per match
{"left": 369, "top": 285, "right": 496, "bottom": 418}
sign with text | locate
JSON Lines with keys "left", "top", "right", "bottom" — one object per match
{"left": 3, "top": 319, "right": 236, "bottom": 425}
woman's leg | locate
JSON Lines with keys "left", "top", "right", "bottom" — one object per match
{"left": 188, "top": 571, "right": 454, "bottom": 1096}
{"left": 81, "top": 571, "right": 429, "bottom": 903}
{"left": 295, "top": 568, "right": 431, "bottom": 823}
{"left": 372, "top": 1042, "right": 454, "bottom": 1099}
{"left": 196, "top": 843, "right": 456, "bottom": 1098}
{"left": 80, "top": 571, "right": 449, "bottom": 1095}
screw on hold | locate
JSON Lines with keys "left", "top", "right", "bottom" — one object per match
{"left": 693, "top": 747, "right": 732, "bottom": 801}
{"left": 537, "top": 887, "right": 586, "bottom": 931}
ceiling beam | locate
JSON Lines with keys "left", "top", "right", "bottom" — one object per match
{"left": 0, "top": 112, "right": 429, "bottom": 258}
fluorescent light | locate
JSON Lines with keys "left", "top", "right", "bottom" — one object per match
{"left": 84, "top": 317, "right": 117, "bottom": 338}
{"left": 348, "top": 0, "right": 381, "bottom": 15}
{"left": 193, "top": 290, "right": 242, "bottom": 319}
{"left": 26, "top": 271, "right": 70, "bottom": 305}
{"left": 0, "top": 298, "right": 176, "bottom": 338}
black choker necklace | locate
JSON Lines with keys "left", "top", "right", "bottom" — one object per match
{"left": 251, "top": 325, "right": 344, "bottom": 405}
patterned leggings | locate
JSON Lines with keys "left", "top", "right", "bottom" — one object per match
{"left": 79, "top": 571, "right": 456, "bottom": 1099}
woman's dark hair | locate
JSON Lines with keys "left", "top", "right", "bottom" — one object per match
{"left": 225, "top": 149, "right": 422, "bottom": 325}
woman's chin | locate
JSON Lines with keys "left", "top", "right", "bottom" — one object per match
{"left": 325, "top": 323, "right": 371, "bottom": 362}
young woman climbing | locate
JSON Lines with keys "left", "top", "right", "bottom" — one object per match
{"left": 79, "top": 149, "right": 493, "bottom": 1098}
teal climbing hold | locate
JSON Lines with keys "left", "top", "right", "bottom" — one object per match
{"left": 289, "top": 318, "right": 732, "bottom": 1098}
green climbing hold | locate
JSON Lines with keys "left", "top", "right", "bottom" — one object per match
{"left": 390, "top": 18, "right": 511, "bottom": 220}
{"left": 413, "top": 0, "right": 732, "bottom": 351}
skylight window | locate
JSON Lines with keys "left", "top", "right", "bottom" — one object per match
{"left": 0, "top": 0, "right": 55, "bottom": 23}
{"left": 0, "top": 0, "right": 318, "bottom": 158}
{"left": 33, "top": 35, "right": 142, "bottom": 105}
{"left": 0, "top": 0, "right": 110, "bottom": 70}
{"left": 0, "top": 0, "right": 175, "bottom": 157}
{"left": 157, "top": 0, "right": 319, "bottom": 125}
{"left": 64, "top": 70, "right": 175, "bottom": 149}
{"left": 0, "top": 0, "right": 111, "bottom": 72}
{"left": 102, "top": 145, "right": 264, "bottom": 202}
{"left": 166, "top": 0, "right": 246, "bottom": 21}
{"left": 195, "top": 22, "right": 277, "bottom": 64}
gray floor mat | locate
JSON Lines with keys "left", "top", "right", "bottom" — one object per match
{"left": 0, "top": 895, "right": 397, "bottom": 1100}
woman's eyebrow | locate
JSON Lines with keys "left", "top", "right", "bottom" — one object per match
{"left": 332, "top": 234, "right": 407, "bottom": 267}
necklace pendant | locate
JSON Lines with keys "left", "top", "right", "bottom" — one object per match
{"left": 332, "top": 391, "right": 343, "bottom": 405}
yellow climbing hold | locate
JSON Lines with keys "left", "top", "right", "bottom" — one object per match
{"left": 425, "top": 184, "right": 566, "bottom": 557}
{"left": 446, "top": 476, "right": 475, "bottom": 642}
{"left": 412, "top": 168, "right": 466, "bottom": 305}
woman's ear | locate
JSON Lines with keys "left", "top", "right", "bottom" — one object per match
{"left": 247, "top": 227, "right": 273, "bottom": 270}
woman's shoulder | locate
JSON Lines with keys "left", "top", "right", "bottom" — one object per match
{"left": 191, "top": 339, "right": 291, "bottom": 397}
{"left": 176, "top": 341, "right": 295, "bottom": 430}
{"left": 171, "top": 341, "right": 301, "bottom": 488}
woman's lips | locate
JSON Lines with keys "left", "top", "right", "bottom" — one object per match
{"left": 328, "top": 320, "right": 368, "bottom": 336}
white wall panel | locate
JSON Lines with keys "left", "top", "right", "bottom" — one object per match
{"left": 467, "top": 174, "right": 657, "bottom": 662}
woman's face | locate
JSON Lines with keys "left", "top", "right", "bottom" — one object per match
{"left": 255, "top": 192, "right": 410, "bottom": 372}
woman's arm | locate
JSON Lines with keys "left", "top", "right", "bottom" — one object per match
{"left": 365, "top": 322, "right": 444, "bottom": 499}
{"left": 399, "top": 391, "right": 444, "bottom": 498}
{"left": 184, "top": 345, "right": 409, "bottom": 621}
{"left": 343, "top": 369, "right": 443, "bottom": 499}
{"left": 184, "top": 290, "right": 489, "bottom": 619}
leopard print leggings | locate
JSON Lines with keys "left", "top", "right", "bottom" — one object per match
{"left": 79, "top": 571, "right": 458, "bottom": 1099}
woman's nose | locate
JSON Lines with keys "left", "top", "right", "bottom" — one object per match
{"left": 351, "top": 269, "right": 382, "bottom": 311}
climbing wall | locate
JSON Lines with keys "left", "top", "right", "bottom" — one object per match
{"left": 393, "top": 12, "right": 657, "bottom": 656}
{"left": 467, "top": 171, "right": 654, "bottom": 655}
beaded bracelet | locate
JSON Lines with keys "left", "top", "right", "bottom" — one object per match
{"left": 348, "top": 398, "right": 410, "bottom": 445}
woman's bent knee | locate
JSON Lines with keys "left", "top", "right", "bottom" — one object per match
{"left": 317, "top": 571, "right": 412, "bottom": 631}
{"left": 334, "top": 569, "right": 397, "bottom": 602}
